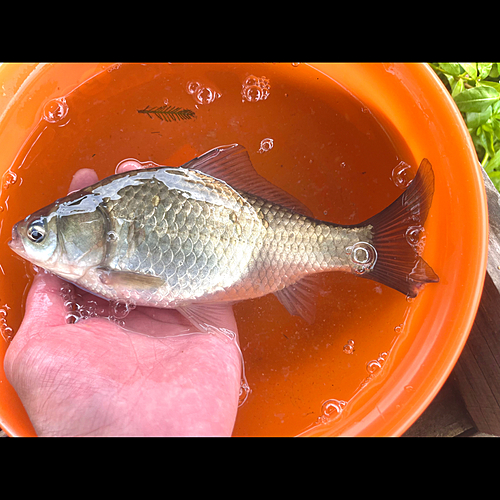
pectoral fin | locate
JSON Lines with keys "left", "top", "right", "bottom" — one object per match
{"left": 97, "top": 268, "right": 165, "bottom": 291}
{"left": 273, "top": 275, "right": 319, "bottom": 324}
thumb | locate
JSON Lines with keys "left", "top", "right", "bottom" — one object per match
{"left": 18, "top": 271, "right": 69, "bottom": 332}
{"left": 4, "top": 271, "right": 68, "bottom": 382}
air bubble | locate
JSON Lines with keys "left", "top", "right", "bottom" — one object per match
{"left": 2, "top": 170, "right": 18, "bottom": 190}
{"left": 346, "top": 241, "right": 377, "bottom": 274}
{"left": 186, "top": 81, "right": 220, "bottom": 105}
{"left": 43, "top": 97, "right": 70, "bottom": 125}
{"left": 366, "top": 351, "right": 389, "bottom": 374}
{"left": 343, "top": 339, "right": 355, "bottom": 354}
{"left": 186, "top": 81, "right": 201, "bottom": 95}
{"left": 66, "top": 311, "right": 82, "bottom": 324}
{"left": 391, "top": 161, "right": 414, "bottom": 189}
{"left": 0, "top": 305, "right": 13, "bottom": 342}
{"left": 366, "top": 359, "right": 382, "bottom": 374}
{"left": 238, "top": 380, "right": 251, "bottom": 407}
{"left": 405, "top": 225, "right": 426, "bottom": 254}
{"left": 318, "top": 399, "right": 347, "bottom": 424}
{"left": 258, "top": 138, "right": 274, "bottom": 154}
{"left": 109, "top": 299, "right": 136, "bottom": 320}
{"left": 106, "top": 231, "right": 118, "bottom": 242}
{"left": 194, "top": 86, "right": 220, "bottom": 105}
{"left": 241, "top": 75, "right": 270, "bottom": 102}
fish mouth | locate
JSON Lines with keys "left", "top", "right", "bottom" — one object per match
{"left": 8, "top": 222, "right": 26, "bottom": 257}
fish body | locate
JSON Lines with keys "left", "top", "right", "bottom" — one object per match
{"left": 9, "top": 144, "right": 438, "bottom": 330}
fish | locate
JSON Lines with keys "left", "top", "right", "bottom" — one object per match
{"left": 9, "top": 144, "right": 439, "bottom": 331}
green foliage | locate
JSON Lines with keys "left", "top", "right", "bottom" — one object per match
{"left": 430, "top": 63, "right": 500, "bottom": 191}
{"left": 137, "top": 105, "right": 196, "bottom": 122}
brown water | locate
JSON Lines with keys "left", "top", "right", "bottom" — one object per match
{"left": 0, "top": 63, "right": 417, "bottom": 436}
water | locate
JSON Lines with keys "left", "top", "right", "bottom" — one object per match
{"left": 0, "top": 63, "right": 419, "bottom": 436}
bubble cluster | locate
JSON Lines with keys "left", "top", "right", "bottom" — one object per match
{"left": 366, "top": 351, "right": 389, "bottom": 375}
{"left": 343, "top": 339, "right": 355, "bottom": 355}
{"left": 0, "top": 304, "right": 13, "bottom": 342}
{"left": 241, "top": 75, "right": 270, "bottom": 102}
{"left": 2, "top": 170, "right": 18, "bottom": 191}
{"left": 186, "top": 81, "right": 221, "bottom": 105}
{"left": 258, "top": 137, "right": 274, "bottom": 154}
{"left": 43, "top": 97, "right": 70, "bottom": 126}
{"left": 391, "top": 160, "right": 414, "bottom": 189}
{"left": 60, "top": 282, "right": 135, "bottom": 325}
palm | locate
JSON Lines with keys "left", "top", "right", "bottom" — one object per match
{"left": 4, "top": 167, "right": 242, "bottom": 436}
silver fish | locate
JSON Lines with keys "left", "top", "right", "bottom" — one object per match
{"left": 9, "top": 144, "right": 438, "bottom": 330}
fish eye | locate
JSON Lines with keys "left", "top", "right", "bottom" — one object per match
{"left": 27, "top": 220, "right": 46, "bottom": 243}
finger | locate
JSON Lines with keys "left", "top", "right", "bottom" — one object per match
{"left": 116, "top": 159, "right": 144, "bottom": 174}
{"left": 14, "top": 272, "right": 69, "bottom": 339}
{"left": 68, "top": 168, "right": 99, "bottom": 193}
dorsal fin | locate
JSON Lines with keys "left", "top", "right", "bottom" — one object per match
{"left": 181, "top": 144, "right": 314, "bottom": 217}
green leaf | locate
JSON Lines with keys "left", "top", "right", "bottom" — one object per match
{"left": 460, "top": 63, "right": 477, "bottom": 80}
{"left": 489, "top": 65, "right": 500, "bottom": 79}
{"left": 454, "top": 86, "right": 500, "bottom": 113}
{"left": 451, "top": 78, "right": 464, "bottom": 97}
{"left": 493, "top": 101, "right": 500, "bottom": 116}
{"left": 478, "top": 124, "right": 496, "bottom": 158}
{"left": 478, "top": 63, "right": 493, "bottom": 80}
{"left": 467, "top": 107, "right": 492, "bottom": 129}
{"left": 485, "top": 149, "right": 500, "bottom": 173}
{"left": 488, "top": 170, "right": 500, "bottom": 191}
{"left": 481, "top": 80, "right": 500, "bottom": 92}
{"left": 438, "top": 63, "right": 463, "bottom": 75}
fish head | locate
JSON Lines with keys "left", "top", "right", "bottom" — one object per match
{"left": 9, "top": 193, "right": 107, "bottom": 281}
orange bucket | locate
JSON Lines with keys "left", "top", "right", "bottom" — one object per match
{"left": 0, "top": 63, "right": 488, "bottom": 436}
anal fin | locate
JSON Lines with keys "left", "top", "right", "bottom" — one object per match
{"left": 177, "top": 302, "right": 238, "bottom": 338}
{"left": 274, "top": 275, "right": 320, "bottom": 324}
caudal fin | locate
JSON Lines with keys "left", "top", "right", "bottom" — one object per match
{"left": 360, "top": 159, "right": 439, "bottom": 298}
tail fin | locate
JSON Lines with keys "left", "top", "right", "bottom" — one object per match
{"left": 360, "top": 159, "right": 439, "bottom": 298}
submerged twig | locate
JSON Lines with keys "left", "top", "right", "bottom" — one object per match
{"left": 137, "top": 105, "right": 196, "bottom": 122}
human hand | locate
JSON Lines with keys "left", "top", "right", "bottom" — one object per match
{"left": 4, "top": 166, "right": 242, "bottom": 437}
